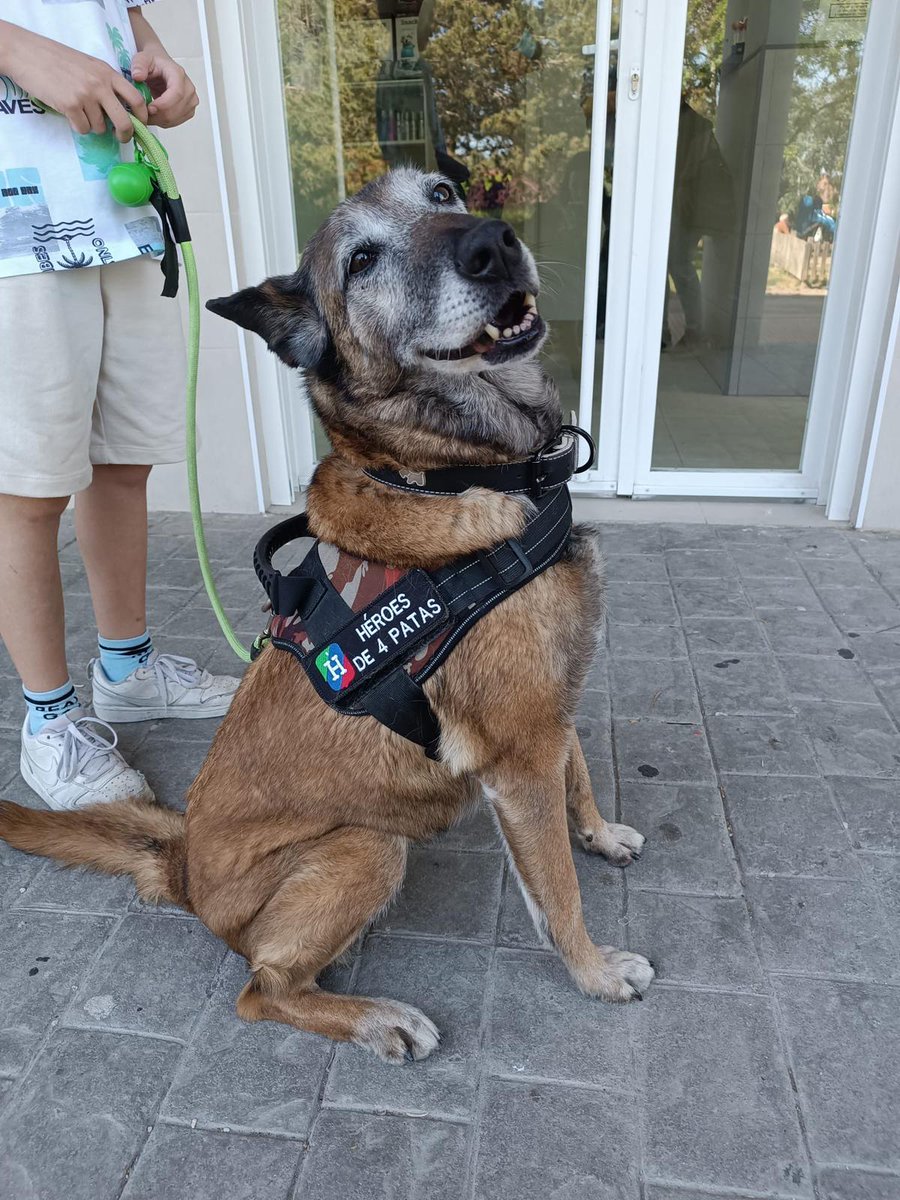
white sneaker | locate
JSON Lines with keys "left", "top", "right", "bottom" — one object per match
{"left": 90, "top": 650, "right": 240, "bottom": 723}
{"left": 20, "top": 712, "right": 154, "bottom": 811}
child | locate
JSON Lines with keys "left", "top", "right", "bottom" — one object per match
{"left": 0, "top": 2, "right": 239, "bottom": 810}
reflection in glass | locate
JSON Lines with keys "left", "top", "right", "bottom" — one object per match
{"left": 651, "top": 0, "right": 869, "bottom": 472}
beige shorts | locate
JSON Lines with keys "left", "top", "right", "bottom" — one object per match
{"left": 0, "top": 256, "right": 186, "bottom": 498}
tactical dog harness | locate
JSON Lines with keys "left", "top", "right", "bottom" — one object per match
{"left": 253, "top": 426, "right": 594, "bottom": 759}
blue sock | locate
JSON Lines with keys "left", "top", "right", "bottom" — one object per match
{"left": 98, "top": 631, "right": 154, "bottom": 683}
{"left": 24, "top": 681, "right": 81, "bottom": 734}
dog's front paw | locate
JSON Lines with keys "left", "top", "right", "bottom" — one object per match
{"left": 574, "top": 947, "right": 656, "bottom": 1003}
{"left": 356, "top": 1000, "right": 440, "bottom": 1064}
{"left": 578, "top": 821, "right": 645, "bottom": 866}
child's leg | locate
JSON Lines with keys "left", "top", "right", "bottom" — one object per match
{"left": 74, "top": 463, "right": 151, "bottom": 642}
{"left": 0, "top": 493, "right": 71, "bottom": 694}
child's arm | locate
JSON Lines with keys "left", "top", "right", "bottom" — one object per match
{"left": 0, "top": 20, "right": 149, "bottom": 141}
{"left": 128, "top": 7, "right": 199, "bottom": 129}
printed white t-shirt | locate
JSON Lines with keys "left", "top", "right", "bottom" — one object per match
{"left": 0, "top": 0, "right": 164, "bottom": 278}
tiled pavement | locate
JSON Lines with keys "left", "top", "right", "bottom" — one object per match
{"left": 1, "top": 512, "right": 900, "bottom": 1199}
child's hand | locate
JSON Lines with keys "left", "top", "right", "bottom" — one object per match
{"left": 131, "top": 49, "right": 199, "bottom": 129}
{"left": 0, "top": 22, "right": 149, "bottom": 141}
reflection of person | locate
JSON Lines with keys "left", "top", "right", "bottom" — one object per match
{"left": 816, "top": 170, "right": 835, "bottom": 206}
{"left": 664, "top": 98, "right": 734, "bottom": 347}
{"left": 0, "top": 3, "right": 239, "bottom": 811}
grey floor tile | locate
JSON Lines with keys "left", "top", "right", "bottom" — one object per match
{"left": 0, "top": 1029, "right": 181, "bottom": 1200}
{"left": 429, "top": 802, "right": 500, "bottom": 852}
{"left": 65, "top": 913, "right": 226, "bottom": 1040}
{"left": 817, "top": 1168, "right": 900, "bottom": 1199}
{"left": 595, "top": 524, "right": 664, "bottom": 554}
{"left": 121, "top": 1125, "right": 302, "bottom": 1200}
{"left": 665, "top": 548, "right": 738, "bottom": 579}
{"left": 657, "top": 524, "right": 722, "bottom": 551}
{"left": 782, "top": 530, "right": 858, "bottom": 560}
{"left": 575, "top": 709, "right": 614, "bottom": 765}
{"left": 846, "top": 627, "right": 900, "bottom": 670}
{"left": 815, "top": 586, "right": 900, "bottom": 635}
{"left": 829, "top": 777, "right": 900, "bottom": 852}
{"left": 646, "top": 1187, "right": 794, "bottom": 1200}
{"left": 610, "top": 658, "right": 702, "bottom": 722}
{"left": 682, "top": 615, "right": 772, "bottom": 655}
{"left": 376, "top": 848, "right": 502, "bottom": 943}
{"left": 162, "top": 954, "right": 331, "bottom": 1136}
{"left": 0, "top": 910, "right": 114, "bottom": 1074}
{"left": 801, "top": 558, "right": 881, "bottom": 588}
{"left": 473, "top": 1078, "right": 640, "bottom": 1200}
{"left": 758, "top": 608, "right": 846, "bottom": 656}
{"left": 608, "top": 623, "right": 688, "bottom": 660}
{"left": 129, "top": 735, "right": 211, "bottom": 805}
{"left": 775, "top": 977, "right": 900, "bottom": 1172}
{"left": 858, "top": 854, "right": 900, "bottom": 926}
{"left": 626, "top": 892, "right": 764, "bottom": 992}
{"left": 619, "top": 783, "right": 741, "bottom": 895}
{"left": 724, "top": 776, "right": 858, "bottom": 877}
{"left": 326, "top": 937, "right": 489, "bottom": 1120}
{"left": 742, "top": 576, "right": 825, "bottom": 611}
{"left": 485, "top": 949, "right": 636, "bottom": 1086}
{"left": 614, "top": 718, "right": 716, "bottom": 786}
{"left": 0, "top": 842, "right": 41, "bottom": 910}
{"left": 0, "top": 731, "right": 21, "bottom": 783}
{"left": 673, "top": 579, "right": 752, "bottom": 619}
{"left": 707, "top": 713, "right": 819, "bottom": 777}
{"left": 633, "top": 989, "right": 811, "bottom": 1196}
{"left": 603, "top": 552, "right": 669, "bottom": 582}
{"left": 14, "top": 862, "right": 136, "bottom": 913}
{"left": 299, "top": 1108, "right": 468, "bottom": 1200}
{"left": 692, "top": 651, "right": 793, "bottom": 716}
{"left": 867, "top": 666, "right": 900, "bottom": 725}
{"left": 498, "top": 853, "right": 626, "bottom": 949}
{"left": 745, "top": 876, "right": 900, "bottom": 980}
{"left": 797, "top": 702, "right": 900, "bottom": 779}
{"left": 730, "top": 545, "right": 806, "bottom": 579}
{"left": 605, "top": 580, "right": 679, "bottom": 626}
{"left": 778, "top": 653, "right": 881, "bottom": 705}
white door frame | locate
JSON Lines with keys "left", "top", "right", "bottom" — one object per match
{"left": 599, "top": 0, "right": 893, "bottom": 500}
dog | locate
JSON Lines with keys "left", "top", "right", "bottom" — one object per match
{"left": 0, "top": 169, "right": 654, "bottom": 1063}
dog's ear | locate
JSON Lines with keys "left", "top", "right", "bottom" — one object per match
{"left": 206, "top": 273, "right": 328, "bottom": 370}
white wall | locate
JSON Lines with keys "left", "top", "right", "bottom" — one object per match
{"left": 859, "top": 322, "right": 900, "bottom": 530}
{"left": 141, "top": 0, "right": 263, "bottom": 513}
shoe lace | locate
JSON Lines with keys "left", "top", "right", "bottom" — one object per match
{"left": 148, "top": 652, "right": 209, "bottom": 691}
{"left": 56, "top": 716, "right": 121, "bottom": 783}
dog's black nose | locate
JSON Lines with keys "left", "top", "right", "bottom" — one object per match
{"left": 454, "top": 219, "right": 522, "bottom": 282}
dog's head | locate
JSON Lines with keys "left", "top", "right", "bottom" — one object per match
{"left": 209, "top": 169, "right": 556, "bottom": 463}
{"left": 209, "top": 169, "right": 545, "bottom": 378}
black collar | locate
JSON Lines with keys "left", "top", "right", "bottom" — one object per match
{"left": 363, "top": 424, "right": 595, "bottom": 499}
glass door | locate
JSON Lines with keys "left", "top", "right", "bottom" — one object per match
{"left": 277, "top": 0, "right": 615, "bottom": 465}
{"left": 612, "top": 0, "right": 872, "bottom": 497}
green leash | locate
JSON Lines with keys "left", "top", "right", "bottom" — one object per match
{"left": 126, "top": 118, "right": 252, "bottom": 663}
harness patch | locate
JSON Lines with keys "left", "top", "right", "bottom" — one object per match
{"left": 306, "top": 571, "right": 450, "bottom": 704}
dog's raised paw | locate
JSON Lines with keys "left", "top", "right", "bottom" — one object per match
{"left": 356, "top": 1000, "right": 441, "bottom": 1064}
{"left": 577, "top": 947, "right": 656, "bottom": 1003}
{"left": 585, "top": 822, "right": 646, "bottom": 866}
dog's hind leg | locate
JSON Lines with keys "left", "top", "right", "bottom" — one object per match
{"left": 565, "top": 731, "right": 646, "bottom": 866}
{"left": 485, "top": 747, "right": 654, "bottom": 1003}
{"left": 233, "top": 826, "right": 439, "bottom": 1063}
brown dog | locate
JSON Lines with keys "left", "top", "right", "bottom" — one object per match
{"left": 0, "top": 170, "right": 654, "bottom": 1063}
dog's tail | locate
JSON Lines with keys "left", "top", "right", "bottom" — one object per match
{"left": 0, "top": 799, "right": 189, "bottom": 909}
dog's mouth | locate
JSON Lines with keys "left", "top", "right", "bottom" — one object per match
{"left": 423, "top": 291, "right": 544, "bottom": 364}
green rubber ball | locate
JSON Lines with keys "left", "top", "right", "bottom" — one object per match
{"left": 107, "top": 160, "right": 154, "bottom": 207}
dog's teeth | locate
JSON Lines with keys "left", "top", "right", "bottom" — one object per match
{"left": 524, "top": 292, "right": 537, "bottom": 309}
{"left": 503, "top": 327, "right": 513, "bottom": 338}
{"left": 513, "top": 324, "right": 521, "bottom": 335}
{"left": 484, "top": 323, "right": 501, "bottom": 340}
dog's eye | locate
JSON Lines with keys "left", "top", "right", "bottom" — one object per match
{"left": 348, "top": 248, "right": 375, "bottom": 276}
{"left": 430, "top": 182, "right": 454, "bottom": 204}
